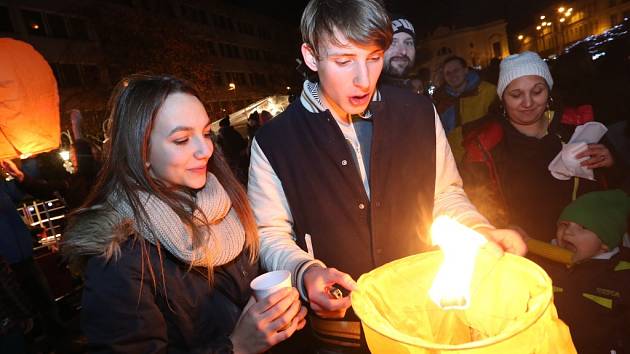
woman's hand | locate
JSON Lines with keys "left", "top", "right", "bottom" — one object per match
{"left": 576, "top": 144, "right": 614, "bottom": 169}
{"left": 230, "top": 287, "right": 307, "bottom": 354}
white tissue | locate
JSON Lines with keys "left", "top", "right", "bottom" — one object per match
{"left": 548, "top": 122, "right": 608, "bottom": 181}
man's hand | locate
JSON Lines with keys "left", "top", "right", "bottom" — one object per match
{"left": 302, "top": 267, "right": 357, "bottom": 318}
{"left": 476, "top": 227, "right": 527, "bottom": 257}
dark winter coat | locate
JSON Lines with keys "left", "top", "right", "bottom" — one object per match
{"left": 0, "top": 180, "right": 33, "bottom": 264}
{"left": 529, "top": 247, "right": 630, "bottom": 353}
{"left": 461, "top": 113, "right": 623, "bottom": 241}
{"left": 63, "top": 207, "right": 258, "bottom": 354}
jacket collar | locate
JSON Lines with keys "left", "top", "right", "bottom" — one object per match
{"left": 299, "top": 80, "right": 382, "bottom": 118}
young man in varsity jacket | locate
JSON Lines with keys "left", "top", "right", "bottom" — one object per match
{"left": 247, "top": 0, "right": 527, "bottom": 352}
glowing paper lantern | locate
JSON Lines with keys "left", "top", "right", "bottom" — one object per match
{"left": 0, "top": 38, "right": 60, "bottom": 159}
{"left": 352, "top": 219, "right": 577, "bottom": 353}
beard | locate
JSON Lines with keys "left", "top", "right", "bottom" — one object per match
{"left": 384, "top": 56, "right": 412, "bottom": 77}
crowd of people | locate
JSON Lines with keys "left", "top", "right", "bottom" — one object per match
{"left": 1, "top": 0, "right": 629, "bottom": 353}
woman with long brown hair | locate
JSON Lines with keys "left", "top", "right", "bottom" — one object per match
{"left": 63, "top": 74, "right": 306, "bottom": 353}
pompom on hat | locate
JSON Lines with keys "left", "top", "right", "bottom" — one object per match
{"left": 497, "top": 51, "right": 553, "bottom": 98}
{"left": 558, "top": 190, "right": 630, "bottom": 250}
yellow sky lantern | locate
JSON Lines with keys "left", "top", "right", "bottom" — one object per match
{"left": 0, "top": 38, "right": 60, "bottom": 160}
{"left": 352, "top": 216, "right": 577, "bottom": 353}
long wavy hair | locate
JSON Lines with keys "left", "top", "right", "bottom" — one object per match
{"left": 80, "top": 74, "right": 258, "bottom": 282}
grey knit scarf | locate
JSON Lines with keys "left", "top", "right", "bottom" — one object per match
{"left": 111, "top": 173, "right": 245, "bottom": 267}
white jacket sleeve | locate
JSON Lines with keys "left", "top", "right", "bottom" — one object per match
{"left": 248, "top": 138, "right": 325, "bottom": 299}
{"left": 432, "top": 105, "right": 494, "bottom": 230}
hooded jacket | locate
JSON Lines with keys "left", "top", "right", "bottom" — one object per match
{"left": 63, "top": 206, "right": 258, "bottom": 354}
{"left": 461, "top": 113, "right": 622, "bottom": 241}
{"left": 433, "top": 71, "right": 497, "bottom": 161}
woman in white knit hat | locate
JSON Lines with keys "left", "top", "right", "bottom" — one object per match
{"left": 460, "top": 51, "right": 622, "bottom": 243}
{"left": 62, "top": 74, "right": 306, "bottom": 353}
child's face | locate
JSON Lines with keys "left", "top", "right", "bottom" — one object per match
{"left": 556, "top": 221, "right": 608, "bottom": 263}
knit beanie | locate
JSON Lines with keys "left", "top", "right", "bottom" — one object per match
{"left": 497, "top": 51, "right": 553, "bottom": 98}
{"left": 558, "top": 190, "right": 630, "bottom": 250}
{"left": 391, "top": 15, "right": 415, "bottom": 40}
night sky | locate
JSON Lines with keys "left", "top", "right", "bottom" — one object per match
{"left": 235, "top": 0, "right": 558, "bottom": 36}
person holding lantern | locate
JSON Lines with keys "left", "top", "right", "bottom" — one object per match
{"left": 248, "top": 0, "right": 526, "bottom": 352}
{"left": 62, "top": 74, "right": 306, "bottom": 353}
{"left": 461, "top": 51, "right": 624, "bottom": 243}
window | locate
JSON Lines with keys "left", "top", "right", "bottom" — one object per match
{"left": 213, "top": 71, "right": 223, "bottom": 86}
{"left": 103, "top": 0, "right": 133, "bottom": 6}
{"left": 213, "top": 15, "right": 226, "bottom": 29}
{"left": 238, "top": 22, "right": 254, "bottom": 35}
{"left": 140, "top": 0, "right": 174, "bottom": 17}
{"left": 492, "top": 42, "right": 502, "bottom": 58}
{"left": 81, "top": 65, "right": 100, "bottom": 85}
{"left": 611, "top": 14, "right": 618, "bottom": 26}
{"left": 258, "top": 27, "right": 271, "bottom": 40}
{"left": 231, "top": 45, "right": 240, "bottom": 58}
{"left": 225, "top": 17, "right": 234, "bottom": 31}
{"left": 208, "top": 42, "right": 216, "bottom": 56}
{"left": 213, "top": 15, "right": 233, "bottom": 30}
{"left": 22, "top": 10, "right": 45, "bottom": 36}
{"left": 218, "top": 44, "right": 241, "bottom": 58}
{"left": 67, "top": 17, "right": 89, "bottom": 39}
{"left": 58, "top": 64, "right": 81, "bottom": 88}
{"left": 47, "top": 14, "right": 68, "bottom": 38}
{"left": 252, "top": 73, "right": 267, "bottom": 86}
{"left": 0, "top": 6, "right": 13, "bottom": 32}
{"left": 181, "top": 5, "right": 207, "bottom": 25}
{"left": 436, "top": 46, "right": 452, "bottom": 56}
{"left": 108, "top": 66, "right": 123, "bottom": 85}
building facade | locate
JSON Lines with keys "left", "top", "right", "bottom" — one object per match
{"left": 416, "top": 20, "right": 510, "bottom": 84}
{"left": 516, "top": 0, "right": 630, "bottom": 56}
{"left": 0, "top": 0, "right": 299, "bottom": 138}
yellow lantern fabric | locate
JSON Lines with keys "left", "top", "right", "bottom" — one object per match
{"left": 352, "top": 250, "right": 577, "bottom": 354}
{"left": 0, "top": 38, "right": 60, "bottom": 159}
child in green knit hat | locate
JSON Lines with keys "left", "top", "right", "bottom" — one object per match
{"left": 556, "top": 189, "right": 630, "bottom": 263}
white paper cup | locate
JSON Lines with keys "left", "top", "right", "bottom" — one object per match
{"left": 250, "top": 270, "right": 292, "bottom": 300}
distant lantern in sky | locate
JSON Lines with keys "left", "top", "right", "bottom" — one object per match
{"left": 0, "top": 38, "right": 60, "bottom": 160}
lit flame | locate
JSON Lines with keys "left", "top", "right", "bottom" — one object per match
{"left": 428, "top": 216, "right": 487, "bottom": 310}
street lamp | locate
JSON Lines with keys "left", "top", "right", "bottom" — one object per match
{"left": 227, "top": 82, "right": 237, "bottom": 112}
